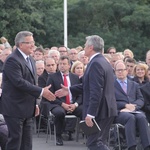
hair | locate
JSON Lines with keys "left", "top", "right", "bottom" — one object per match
{"left": 34, "top": 47, "right": 44, "bottom": 55}
{"left": 15, "top": 31, "right": 33, "bottom": 47}
{"left": 146, "top": 50, "right": 150, "bottom": 57}
{"left": 125, "top": 58, "right": 136, "bottom": 64}
{"left": 123, "top": 49, "right": 134, "bottom": 58}
{"left": 59, "top": 56, "right": 71, "bottom": 64}
{"left": 76, "top": 46, "right": 83, "bottom": 52}
{"left": 0, "top": 37, "right": 8, "bottom": 42}
{"left": 133, "top": 63, "right": 148, "bottom": 77}
{"left": 35, "top": 60, "right": 45, "bottom": 66}
{"left": 58, "top": 45, "right": 68, "bottom": 51}
{"left": 48, "top": 49, "right": 60, "bottom": 57}
{"left": 71, "top": 61, "right": 85, "bottom": 73}
{"left": 78, "top": 51, "right": 85, "bottom": 59}
{"left": 103, "top": 54, "right": 112, "bottom": 62}
{"left": 107, "top": 47, "right": 116, "bottom": 53}
{"left": 86, "top": 35, "right": 104, "bottom": 53}
{"left": 114, "top": 60, "right": 125, "bottom": 70}
{"left": 45, "top": 57, "right": 56, "bottom": 65}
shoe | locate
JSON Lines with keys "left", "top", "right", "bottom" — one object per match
{"left": 56, "top": 136, "right": 63, "bottom": 146}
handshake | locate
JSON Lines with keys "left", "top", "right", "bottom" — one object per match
{"left": 42, "top": 84, "right": 69, "bottom": 101}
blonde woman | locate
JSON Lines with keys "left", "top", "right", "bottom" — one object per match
{"left": 133, "top": 62, "right": 149, "bottom": 86}
{"left": 71, "top": 61, "right": 85, "bottom": 78}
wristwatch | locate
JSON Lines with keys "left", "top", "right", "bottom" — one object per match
{"left": 74, "top": 102, "right": 78, "bottom": 108}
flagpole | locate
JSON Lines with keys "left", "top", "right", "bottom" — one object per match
{"left": 64, "top": 0, "right": 68, "bottom": 48}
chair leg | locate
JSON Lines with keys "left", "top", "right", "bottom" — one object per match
{"left": 75, "top": 118, "right": 80, "bottom": 142}
{"left": 37, "top": 114, "right": 42, "bottom": 137}
{"left": 116, "top": 124, "right": 121, "bottom": 150}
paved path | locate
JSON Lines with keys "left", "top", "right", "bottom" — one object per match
{"left": 33, "top": 133, "right": 87, "bottom": 150}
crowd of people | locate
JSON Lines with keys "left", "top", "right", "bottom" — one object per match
{"left": 0, "top": 32, "right": 150, "bottom": 150}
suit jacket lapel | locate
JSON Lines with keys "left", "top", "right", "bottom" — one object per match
{"left": 115, "top": 80, "right": 126, "bottom": 94}
{"left": 127, "top": 79, "right": 132, "bottom": 95}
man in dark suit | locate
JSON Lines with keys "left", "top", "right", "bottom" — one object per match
{"left": 42, "top": 56, "right": 82, "bottom": 146}
{"left": 0, "top": 31, "right": 56, "bottom": 150}
{"left": 38, "top": 57, "right": 57, "bottom": 88}
{"left": 140, "top": 82, "right": 150, "bottom": 123}
{"left": 114, "top": 60, "right": 150, "bottom": 150}
{"left": 56, "top": 35, "right": 117, "bottom": 150}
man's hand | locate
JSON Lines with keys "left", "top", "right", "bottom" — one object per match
{"left": 61, "top": 102, "right": 71, "bottom": 112}
{"left": 69, "top": 104, "right": 76, "bottom": 112}
{"left": 42, "top": 85, "right": 56, "bottom": 101}
{"left": 85, "top": 116, "right": 94, "bottom": 127}
{"left": 55, "top": 84, "right": 69, "bottom": 98}
{"left": 35, "top": 105, "right": 40, "bottom": 117}
{"left": 120, "top": 108, "right": 131, "bottom": 112}
{"left": 125, "top": 104, "right": 136, "bottom": 111}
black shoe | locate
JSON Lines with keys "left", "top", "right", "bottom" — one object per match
{"left": 56, "top": 136, "right": 63, "bottom": 146}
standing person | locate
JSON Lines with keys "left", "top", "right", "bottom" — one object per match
{"left": 56, "top": 35, "right": 117, "bottom": 150}
{"left": 0, "top": 31, "right": 56, "bottom": 150}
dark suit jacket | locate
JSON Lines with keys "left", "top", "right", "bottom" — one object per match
{"left": 41, "top": 71, "right": 82, "bottom": 114}
{"left": 70, "top": 54, "right": 117, "bottom": 120}
{"left": 114, "top": 79, "right": 144, "bottom": 111}
{"left": 140, "top": 82, "right": 150, "bottom": 122}
{"left": 38, "top": 69, "right": 48, "bottom": 87}
{"left": 0, "top": 49, "right": 42, "bottom": 118}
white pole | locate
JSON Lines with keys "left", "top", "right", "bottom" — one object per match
{"left": 64, "top": 0, "right": 68, "bottom": 48}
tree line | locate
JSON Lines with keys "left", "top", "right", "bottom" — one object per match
{"left": 0, "top": 0, "right": 150, "bottom": 60}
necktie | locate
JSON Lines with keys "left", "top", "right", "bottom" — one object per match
{"left": 26, "top": 57, "right": 33, "bottom": 73}
{"left": 120, "top": 81, "right": 127, "bottom": 93}
{"left": 63, "top": 74, "right": 70, "bottom": 104}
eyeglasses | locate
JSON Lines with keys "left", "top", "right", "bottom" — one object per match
{"left": 59, "top": 51, "right": 67, "bottom": 53}
{"left": 115, "top": 69, "right": 127, "bottom": 72}
{"left": 46, "top": 64, "right": 55, "bottom": 67}
{"left": 70, "top": 53, "right": 77, "bottom": 55}
{"left": 22, "top": 41, "right": 35, "bottom": 45}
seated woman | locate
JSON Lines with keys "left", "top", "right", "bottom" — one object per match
{"left": 71, "top": 61, "right": 85, "bottom": 79}
{"left": 132, "top": 62, "right": 149, "bottom": 86}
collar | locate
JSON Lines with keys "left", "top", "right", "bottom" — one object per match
{"left": 89, "top": 53, "right": 100, "bottom": 62}
{"left": 17, "top": 48, "right": 29, "bottom": 60}
{"left": 117, "top": 78, "right": 127, "bottom": 84}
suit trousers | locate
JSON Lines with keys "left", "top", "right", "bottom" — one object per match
{"left": 87, "top": 117, "right": 114, "bottom": 150}
{"left": 4, "top": 115, "right": 33, "bottom": 150}
{"left": 51, "top": 105, "right": 82, "bottom": 136}
{"left": 115, "top": 112, "right": 150, "bottom": 149}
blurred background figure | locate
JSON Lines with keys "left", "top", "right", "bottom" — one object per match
{"left": 0, "top": 44, "right": 5, "bottom": 51}
{"left": 43, "top": 48, "right": 50, "bottom": 61}
{"left": 78, "top": 51, "right": 89, "bottom": 67}
{"left": 0, "top": 37, "right": 11, "bottom": 48}
{"left": 35, "top": 60, "right": 45, "bottom": 77}
{"left": 34, "top": 47, "right": 44, "bottom": 61}
{"left": 147, "top": 66, "right": 150, "bottom": 81}
{"left": 38, "top": 58, "right": 57, "bottom": 88}
{"left": 110, "top": 53, "right": 122, "bottom": 70}
{"left": 145, "top": 50, "right": 150, "bottom": 66}
{"left": 0, "top": 48, "right": 12, "bottom": 72}
{"left": 125, "top": 58, "right": 136, "bottom": 79}
{"left": 76, "top": 46, "right": 83, "bottom": 53}
{"left": 132, "top": 62, "right": 149, "bottom": 86}
{"left": 58, "top": 46, "right": 68, "bottom": 56}
{"left": 50, "top": 46, "right": 58, "bottom": 51}
{"left": 123, "top": 49, "right": 134, "bottom": 58}
{"left": 68, "top": 48, "right": 78, "bottom": 66}
{"left": 71, "top": 61, "right": 85, "bottom": 78}
{"left": 48, "top": 50, "right": 60, "bottom": 65}
{"left": 107, "top": 47, "right": 116, "bottom": 54}
{"left": 103, "top": 54, "right": 112, "bottom": 63}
